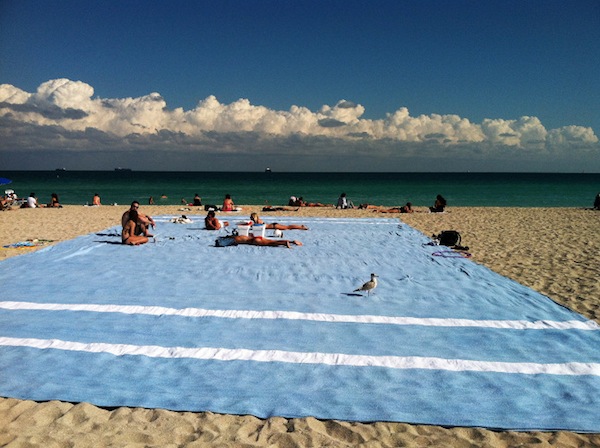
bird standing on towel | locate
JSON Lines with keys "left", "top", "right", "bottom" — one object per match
{"left": 354, "top": 273, "right": 378, "bottom": 296}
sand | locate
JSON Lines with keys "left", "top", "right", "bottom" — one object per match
{"left": 1, "top": 205, "right": 599, "bottom": 447}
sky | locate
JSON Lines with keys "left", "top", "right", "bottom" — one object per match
{"left": 0, "top": 0, "right": 599, "bottom": 172}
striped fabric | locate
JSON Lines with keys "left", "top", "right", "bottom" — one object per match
{"left": 0, "top": 217, "right": 599, "bottom": 431}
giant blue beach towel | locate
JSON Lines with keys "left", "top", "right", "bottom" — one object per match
{"left": 0, "top": 216, "right": 599, "bottom": 431}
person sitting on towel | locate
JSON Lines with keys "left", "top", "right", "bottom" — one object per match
{"left": 249, "top": 213, "right": 308, "bottom": 230}
{"left": 122, "top": 201, "right": 155, "bottom": 237}
{"left": 205, "top": 210, "right": 229, "bottom": 230}
{"left": 122, "top": 210, "right": 149, "bottom": 245}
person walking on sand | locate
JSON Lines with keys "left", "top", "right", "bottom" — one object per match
{"left": 92, "top": 193, "right": 101, "bottom": 206}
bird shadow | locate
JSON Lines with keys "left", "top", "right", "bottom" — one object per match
{"left": 341, "top": 292, "right": 365, "bottom": 297}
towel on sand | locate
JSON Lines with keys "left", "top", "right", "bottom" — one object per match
{"left": 0, "top": 217, "right": 599, "bottom": 431}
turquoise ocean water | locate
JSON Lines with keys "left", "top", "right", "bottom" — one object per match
{"left": 1, "top": 171, "right": 599, "bottom": 208}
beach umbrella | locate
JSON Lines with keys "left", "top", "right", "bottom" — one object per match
{"left": 0, "top": 177, "right": 11, "bottom": 186}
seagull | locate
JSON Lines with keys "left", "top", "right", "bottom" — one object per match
{"left": 354, "top": 273, "right": 378, "bottom": 296}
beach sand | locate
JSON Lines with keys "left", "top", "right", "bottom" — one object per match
{"left": 1, "top": 205, "right": 599, "bottom": 447}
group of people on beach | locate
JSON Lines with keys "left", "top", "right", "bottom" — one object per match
{"left": 120, "top": 197, "right": 307, "bottom": 248}
{"left": 6, "top": 192, "right": 64, "bottom": 209}
{"left": 119, "top": 192, "right": 447, "bottom": 248}
{"left": 204, "top": 210, "right": 306, "bottom": 247}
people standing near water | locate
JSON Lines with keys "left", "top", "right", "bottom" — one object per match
{"left": 92, "top": 193, "right": 101, "bottom": 206}
{"left": 122, "top": 210, "right": 149, "bottom": 245}
{"left": 205, "top": 210, "right": 228, "bottom": 230}
{"left": 122, "top": 201, "right": 155, "bottom": 237}
{"left": 148, "top": 196, "right": 154, "bottom": 205}
{"left": 222, "top": 194, "right": 235, "bottom": 211}
{"left": 594, "top": 193, "right": 600, "bottom": 210}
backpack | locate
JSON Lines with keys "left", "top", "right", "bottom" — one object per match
{"left": 437, "top": 230, "right": 461, "bottom": 247}
{"left": 215, "top": 236, "right": 237, "bottom": 247}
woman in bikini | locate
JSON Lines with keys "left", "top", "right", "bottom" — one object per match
{"left": 225, "top": 235, "right": 302, "bottom": 248}
{"left": 249, "top": 213, "right": 308, "bottom": 230}
{"left": 222, "top": 194, "right": 235, "bottom": 211}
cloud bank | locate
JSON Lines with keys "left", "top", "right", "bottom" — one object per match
{"left": 0, "top": 79, "right": 598, "bottom": 171}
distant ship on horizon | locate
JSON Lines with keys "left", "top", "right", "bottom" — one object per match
{"left": 114, "top": 167, "right": 132, "bottom": 172}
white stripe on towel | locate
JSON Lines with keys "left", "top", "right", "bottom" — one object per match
{"left": 1, "top": 336, "right": 599, "bottom": 376}
{"left": 0, "top": 301, "right": 598, "bottom": 331}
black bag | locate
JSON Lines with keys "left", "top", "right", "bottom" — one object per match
{"left": 215, "top": 236, "right": 237, "bottom": 247}
{"left": 437, "top": 230, "right": 461, "bottom": 247}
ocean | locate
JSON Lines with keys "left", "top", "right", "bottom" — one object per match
{"left": 1, "top": 171, "right": 599, "bottom": 208}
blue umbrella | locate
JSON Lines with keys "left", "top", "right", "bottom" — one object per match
{"left": 0, "top": 177, "right": 12, "bottom": 186}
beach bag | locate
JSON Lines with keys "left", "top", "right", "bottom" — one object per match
{"left": 437, "top": 230, "right": 461, "bottom": 247}
{"left": 215, "top": 236, "right": 237, "bottom": 247}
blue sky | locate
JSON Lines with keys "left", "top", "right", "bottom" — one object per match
{"left": 1, "top": 0, "right": 599, "bottom": 171}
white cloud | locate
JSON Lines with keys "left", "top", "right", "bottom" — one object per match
{"left": 0, "top": 78, "right": 598, "bottom": 165}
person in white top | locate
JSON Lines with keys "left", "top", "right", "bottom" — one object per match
{"left": 26, "top": 193, "right": 39, "bottom": 208}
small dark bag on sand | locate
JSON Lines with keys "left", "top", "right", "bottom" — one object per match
{"left": 437, "top": 230, "right": 461, "bottom": 247}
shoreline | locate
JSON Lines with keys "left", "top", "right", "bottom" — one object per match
{"left": 1, "top": 205, "right": 599, "bottom": 446}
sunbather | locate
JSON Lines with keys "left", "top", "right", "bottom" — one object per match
{"left": 122, "top": 210, "right": 149, "bottom": 245}
{"left": 222, "top": 235, "right": 302, "bottom": 248}
{"left": 48, "top": 193, "right": 61, "bottom": 208}
{"left": 262, "top": 205, "right": 299, "bottom": 212}
{"left": 122, "top": 201, "right": 155, "bottom": 237}
{"left": 205, "top": 210, "right": 228, "bottom": 230}
{"left": 249, "top": 213, "right": 308, "bottom": 230}
{"left": 429, "top": 194, "right": 446, "bottom": 213}
{"left": 222, "top": 194, "right": 235, "bottom": 211}
{"left": 336, "top": 193, "right": 354, "bottom": 209}
{"left": 374, "top": 202, "right": 414, "bottom": 213}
